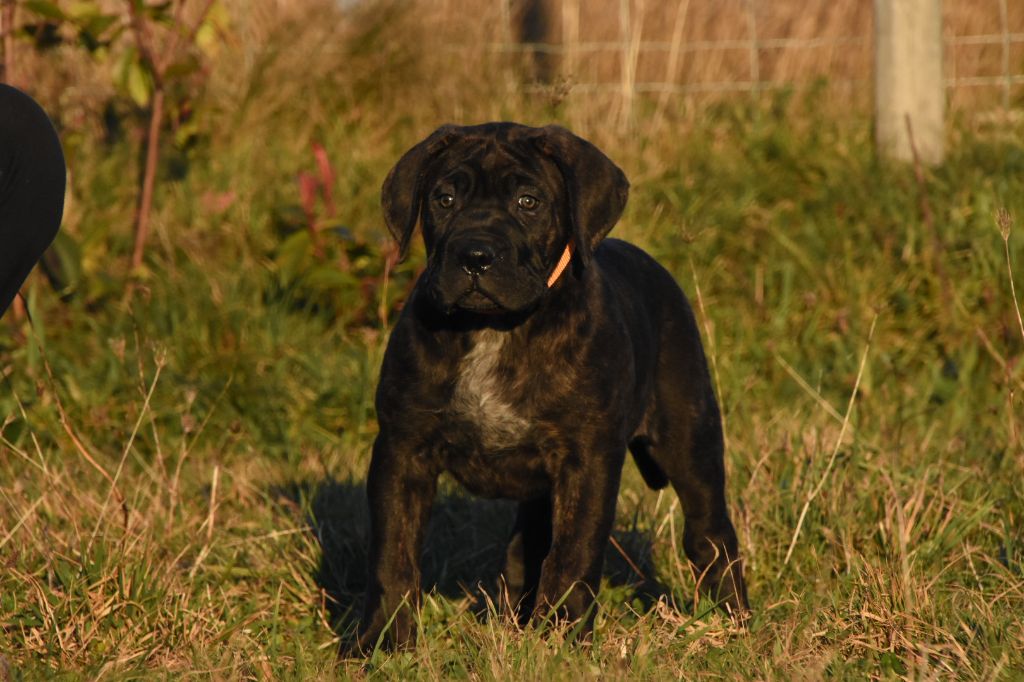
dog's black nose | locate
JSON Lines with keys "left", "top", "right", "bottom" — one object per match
{"left": 460, "top": 244, "right": 496, "bottom": 276}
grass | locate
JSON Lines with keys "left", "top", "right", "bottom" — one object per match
{"left": 2, "top": 2, "right": 1024, "bottom": 678}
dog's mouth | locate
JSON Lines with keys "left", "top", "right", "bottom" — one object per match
{"left": 453, "top": 283, "right": 505, "bottom": 314}
{"left": 425, "top": 260, "right": 547, "bottom": 317}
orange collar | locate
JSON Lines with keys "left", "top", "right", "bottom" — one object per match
{"left": 547, "top": 242, "right": 574, "bottom": 288}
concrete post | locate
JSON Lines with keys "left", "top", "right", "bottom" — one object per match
{"left": 874, "top": 0, "right": 945, "bottom": 165}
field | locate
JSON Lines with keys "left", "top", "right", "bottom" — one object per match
{"left": 2, "top": 1, "right": 1024, "bottom": 678}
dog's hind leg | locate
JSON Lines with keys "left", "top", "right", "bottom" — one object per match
{"left": 628, "top": 436, "right": 669, "bottom": 490}
{"left": 647, "top": 383, "right": 749, "bottom": 618}
{"left": 500, "top": 497, "right": 552, "bottom": 624}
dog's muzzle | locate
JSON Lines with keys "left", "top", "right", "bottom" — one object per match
{"left": 428, "top": 233, "right": 544, "bottom": 315}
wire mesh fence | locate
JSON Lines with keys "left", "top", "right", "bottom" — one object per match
{"left": 477, "top": 0, "right": 1024, "bottom": 111}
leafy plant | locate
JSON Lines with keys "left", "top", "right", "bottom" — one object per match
{"left": 269, "top": 142, "right": 414, "bottom": 327}
{"left": 122, "top": 0, "right": 223, "bottom": 269}
{"left": 18, "top": 0, "right": 228, "bottom": 269}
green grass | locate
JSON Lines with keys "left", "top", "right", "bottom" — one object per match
{"left": 2, "top": 8, "right": 1024, "bottom": 678}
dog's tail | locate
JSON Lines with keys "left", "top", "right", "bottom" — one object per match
{"left": 628, "top": 437, "right": 669, "bottom": 490}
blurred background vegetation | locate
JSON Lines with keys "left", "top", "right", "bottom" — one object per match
{"left": 1, "top": 0, "right": 1023, "bottom": 677}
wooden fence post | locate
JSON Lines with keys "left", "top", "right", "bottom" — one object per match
{"left": 874, "top": 0, "right": 945, "bottom": 165}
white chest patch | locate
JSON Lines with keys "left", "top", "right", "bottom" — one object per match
{"left": 451, "top": 329, "right": 529, "bottom": 450}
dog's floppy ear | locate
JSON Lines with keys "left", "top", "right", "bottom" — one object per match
{"left": 531, "top": 125, "right": 629, "bottom": 267}
{"left": 381, "top": 125, "right": 460, "bottom": 259}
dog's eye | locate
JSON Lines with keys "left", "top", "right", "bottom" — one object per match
{"left": 437, "top": 193, "right": 455, "bottom": 209}
{"left": 517, "top": 195, "right": 539, "bottom": 210}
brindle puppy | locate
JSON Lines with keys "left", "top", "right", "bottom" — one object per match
{"left": 352, "top": 122, "right": 748, "bottom": 653}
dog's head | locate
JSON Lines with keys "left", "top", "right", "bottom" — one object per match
{"left": 381, "top": 122, "right": 629, "bottom": 315}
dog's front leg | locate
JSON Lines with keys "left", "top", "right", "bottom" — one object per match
{"left": 354, "top": 434, "right": 436, "bottom": 654}
{"left": 533, "top": 446, "right": 626, "bottom": 636}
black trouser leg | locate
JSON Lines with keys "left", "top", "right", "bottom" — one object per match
{"left": 0, "top": 84, "right": 66, "bottom": 317}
